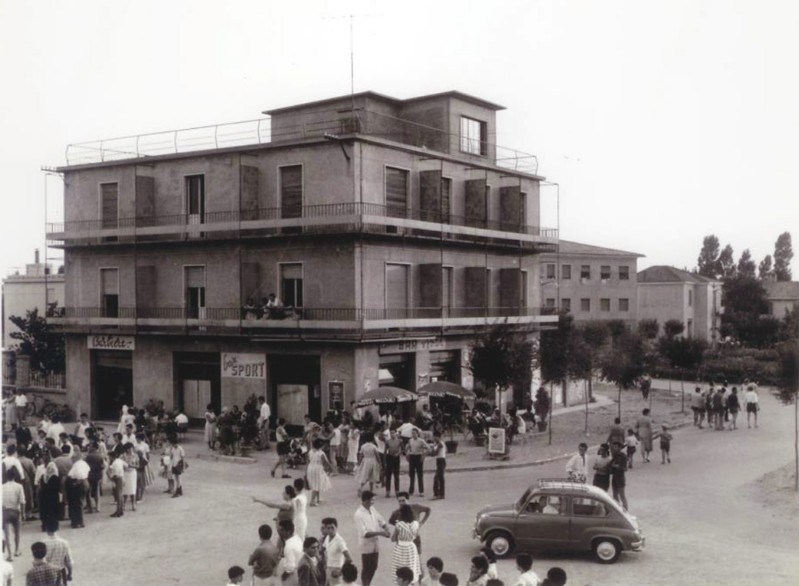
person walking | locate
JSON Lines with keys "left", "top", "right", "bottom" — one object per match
{"left": 355, "top": 434, "right": 381, "bottom": 497}
{"left": 168, "top": 434, "right": 186, "bottom": 498}
{"left": 745, "top": 385, "right": 760, "bottom": 428}
{"left": 84, "top": 442, "right": 104, "bottom": 514}
{"left": 42, "top": 520, "right": 73, "bottom": 585}
{"left": 346, "top": 427, "right": 360, "bottom": 475}
{"left": 565, "top": 443, "right": 590, "bottom": 483}
{"left": 691, "top": 387, "right": 705, "bottom": 428}
{"left": 634, "top": 409, "right": 653, "bottom": 463}
{"left": 121, "top": 443, "right": 139, "bottom": 511}
{"left": 429, "top": 432, "right": 447, "bottom": 500}
{"left": 271, "top": 418, "right": 292, "bottom": 479}
{"left": 25, "top": 542, "right": 61, "bottom": 586}
{"left": 712, "top": 388, "right": 724, "bottom": 431}
{"left": 388, "top": 493, "right": 431, "bottom": 557}
{"left": 321, "top": 517, "right": 352, "bottom": 586}
{"left": 292, "top": 479, "right": 309, "bottom": 541}
{"left": 606, "top": 418, "right": 625, "bottom": 447}
{"left": 2, "top": 468, "right": 24, "bottom": 560}
{"left": 727, "top": 387, "right": 741, "bottom": 430}
{"left": 384, "top": 429, "right": 403, "bottom": 498}
{"left": 405, "top": 429, "right": 427, "bottom": 498}
{"left": 305, "top": 439, "right": 332, "bottom": 507}
{"left": 625, "top": 430, "right": 640, "bottom": 469}
{"left": 609, "top": 442, "right": 629, "bottom": 511}
{"left": 204, "top": 404, "right": 217, "bottom": 450}
{"left": 660, "top": 425, "right": 673, "bottom": 464}
{"left": 353, "top": 491, "right": 391, "bottom": 586}
{"left": 390, "top": 504, "right": 421, "bottom": 586}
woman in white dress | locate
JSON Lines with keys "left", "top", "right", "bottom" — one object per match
{"left": 121, "top": 443, "right": 139, "bottom": 511}
{"left": 291, "top": 477, "right": 308, "bottom": 540}
{"left": 355, "top": 433, "right": 381, "bottom": 496}
{"left": 203, "top": 404, "right": 217, "bottom": 450}
{"left": 391, "top": 504, "right": 421, "bottom": 585}
{"left": 346, "top": 428, "right": 360, "bottom": 474}
{"left": 305, "top": 438, "right": 332, "bottom": 506}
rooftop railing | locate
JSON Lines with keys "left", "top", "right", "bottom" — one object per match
{"left": 64, "top": 109, "right": 539, "bottom": 175}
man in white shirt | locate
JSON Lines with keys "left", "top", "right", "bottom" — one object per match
{"left": 66, "top": 451, "right": 90, "bottom": 528}
{"left": 278, "top": 519, "right": 303, "bottom": 585}
{"left": 3, "top": 445, "right": 26, "bottom": 481}
{"left": 46, "top": 417, "right": 66, "bottom": 443}
{"left": 328, "top": 425, "right": 341, "bottom": 473}
{"left": 513, "top": 552, "right": 539, "bottom": 586}
{"left": 565, "top": 442, "right": 590, "bottom": 483}
{"left": 258, "top": 397, "right": 272, "bottom": 450}
{"left": 321, "top": 517, "right": 352, "bottom": 585}
{"left": 107, "top": 454, "right": 126, "bottom": 517}
{"left": 745, "top": 385, "right": 760, "bottom": 428}
{"left": 13, "top": 391, "right": 28, "bottom": 426}
{"left": 353, "top": 491, "right": 390, "bottom": 586}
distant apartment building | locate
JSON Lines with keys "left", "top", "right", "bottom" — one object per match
{"left": 637, "top": 266, "right": 723, "bottom": 341}
{"left": 2, "top": 250, "right": 64, "bottom": 348}
{"left": 540, "top": 240, "right": 642, "bottom": 326}
{"left": 47, "top": 90, "right": 558, "bottom": 421}
{"left": 763, "top": 281, "right": 799, "bottom": 318}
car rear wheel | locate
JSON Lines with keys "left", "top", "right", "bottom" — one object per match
{"left": 485, "top": 531, "right": 514, "bottom": 558}
{"left": 593, "top": 538, "right": 621, "bottom": 564}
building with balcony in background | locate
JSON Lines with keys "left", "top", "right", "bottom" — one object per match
{"left": 637, "top": 265, "right": 723, "bottom": 341}
{"left": 46, "top": 90, "right": 557, "bottom": 422}
{"left": 540, "top": 240, "right": 642, "bottom": 327}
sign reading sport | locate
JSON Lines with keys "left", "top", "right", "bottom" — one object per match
{"left": 221, "top": 353, "right": 266, "bottom": 379}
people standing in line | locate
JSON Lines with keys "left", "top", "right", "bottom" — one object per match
{"left": 634, "top": 409, "right": 653, "bottom": 463}
{"left": 384, "top": 428, "right": 403, "bottom": 498}
{"left": 168, "top": 434, "right": 185, "bottom": 498}
{"left": 355, "top": 434, "right": 381, "bottom": 497}
{"left": 2, "top": 468, "right": 24, "bottom": 560}
{"left": 513, "top": 553, "right": 539, "bottom": 586}
{"left": 42, "top": 520, "right": 73, "bottom": 585}
{"left": 389, "top": 493, "right": 431, "bottom": 557}
{"left": 248, "top": 524, "right": 280, "bottom": 585}
{"left": 565, "top": 443, "right": 590, "bottom": 483}
{"left": 660, "top": 425, "right": 673, "bottom": 464}
{"left": 204, "top": 404, "right": 217, "bottom": 450}
{"left": 606, "top": 418, "right": 625, "bottom": 447}
{"left": 429, "top": 432, "right": 447, "bottom": 500}
{"left": 727, "top": 387, "right": 741, "bottom": 430}
{"left": 65, "top": 450, "right": 89, "bottom": 528}
{"left": 305, "top": 439, "right": 333, "bottom": 507}
{"left": 390, "top": 504, "right": 421, "bottom": 586}
{"left": 592, "top": 444, "right": 612, "bottom": 492}
{"left": 272, "top": 418, "right": 292, "bottom": 479}
{"left": 25, "top": 542, "right": 61, "bottom": 586}
{"left": 277, "top": 520, "right": 304, "bottom": 586}
{"left": 292, "top": 478, "right": 309, "bottom": 541}
{"left": 297, "top": 537, "right": 324, "bottom": 586}
{"left": 691, "top": 387, "right": 705, "bottom": 428}
{"left": 353, "top": 491, "right": 391, "bottom": 586}
{"left": 320, "top": 517, "right": 352, "bottom": 586}
{"left": 406, "top": 428, "right": 427, "bottom": 497}
{"left": 609, "top": 442, "right": 629, "bottom": 511}
{"left": 625, "top": 430, "right": 640, "bottom": 469}
{"left": 745, "top": 385, "right": 760, "bottom": 428}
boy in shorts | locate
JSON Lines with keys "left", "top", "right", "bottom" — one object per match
{"left": 660, "top": 425, "right": 673, "bottom": 464}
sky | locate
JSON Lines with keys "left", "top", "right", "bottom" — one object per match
{"left": 1, "top": 0, "right": 797, "bottom": 277}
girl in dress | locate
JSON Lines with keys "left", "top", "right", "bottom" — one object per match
{"left": 355, "top": 433, "right": 380, "bottom": 496}
{"left": 203, "top": 404, "right": 217, "bottom": 450}
{"left": 292, "top": 478, "right": 309, "bottom": 540}
{"left": 168, "top": 434, "right": 186, "bottom": 498}
{"left": 391, "top": 504, "right": 421, "bottom": 585}
{"left": 346, "top": 427, "right": 360, "bottom": 474}
{"left": 121, "top": 442, "right": 139, "bottom": 511}
{"left": 305, "top": 438, "right": 333, "bottom": 506}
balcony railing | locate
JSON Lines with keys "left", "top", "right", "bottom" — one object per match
{"left": 64, "top": 109, "right": 539, "bottom": 175}
{"left": 47, "top": 201, "right": 558, "bottom": 247}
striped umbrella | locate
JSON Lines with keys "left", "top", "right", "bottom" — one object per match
{"left": 356, "top": 386, "right": 417, "bottom": 407}
{"left": 417, "top": 380, "right": 476, "bottom": 400}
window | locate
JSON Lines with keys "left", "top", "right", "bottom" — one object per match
{"left": 442, "top": 266, "right": 453, "bottom": 317}
{"left": 619, "top": 266, "right": 630, "bottom": 280}
{"left": 441, "top": 177, "right": 452, "bottom": 223}
{"left": 562, "top": 264, "right": 571, "bottom": 280}
{"left": 186, "top": 175, "right": 205, "bottom": 222}
{"left": 600, "top": 298, "right": 611, "bottom": 312}
{"left": 100, "top": 268, "right": 119, "bottom": 318}
{"left": 460, "top": 116, "right": 487, "bottom": 156}
{"left": 572, "top": 497, "right": 609, "bottom": 517}
{"left": 185, "top": 266, "right": 206, "bottom": 319}
{"left": 280, "top": 263, "right": 304, "bottom": 308}
{"left": 101, "top": 183, "right": 119, "bottom": 242}
{"left": 561, "top": 298, "right": 571, "bottom": 312}
{"left": 526, "top": 495, "right": 566, "bottom": 515}
{"left": 601, "top": 265, "right": 611, "bottom": 280}
{"left": 385, "top": 263, "right": 409, "bottom": 318}
{"left": 581, "top": 265, "right": 591, "bottom": 280}
{"left": 545, "top": 264, "right": 556, "bottom": 279}
{"left": 688, "top": 289, "right": 693, "bottom": 307}
{"left": 545, "top": 298, "right": 556, "bottom": 308}
{"left": 580, "top": 298, "right": 591, "bottom": 312}
{"left": 619, "top": 298, "right": 630, "bottom": 312}
{"left": 385, "top": 167, "right": 409, "bottom": 218}
{"left": 280, "top": 165, "right": 303, "bottom": 219}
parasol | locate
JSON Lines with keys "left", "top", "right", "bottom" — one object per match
{"left": 357, "top": 386, "right": 417, "bottom": 407}
{"left": 417, "top": 380, "right": 476, "bottom": 400}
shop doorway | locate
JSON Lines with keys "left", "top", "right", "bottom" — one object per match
{"left": 93, "top": 351, "right": 133, "bottom": 420}
{"left": 268, "top": 355, "right": 321, "bottom": 432}
{"left": 429, "top": 350, "right": 461, "bottom": 384}
{"left": 379, "top": 353, "right": 416, "bottom": 420}
{"left": 174, "top": 352, "right": 221, "bottom": 421}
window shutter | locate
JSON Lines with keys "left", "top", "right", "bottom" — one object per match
{"left": 385, "top": 168, "right": 408, "bottom": 217}
{"left": 281, "top": 263, "right": 302, "bottom": 280}
{"left": 385, "top": 264, "right": 409, "bottom": 309}
{"left": 465, "top": 179, "right": 487, "bottom": 227}
{"left": 280, "top": 166, "right": 302, "bottom": 219}
{"left": 101, "top": 269, "right": 118, "bottom": 295}
{"left": 186, "top": 266, "right": 205, "bottom": 288}
{"left": 419, "top": 170, "right": 441, "bottom": 220}
{"left": 499, "top": 186, "right": 521, "bottom": 229}
{"left": 101, "top": 184, "right": 118, "bottom": 228}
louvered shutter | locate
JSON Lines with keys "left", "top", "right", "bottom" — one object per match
{"left": 101, "top": 184, "right": 118, "bottom": 228}
{"left": 385, "top": 167, "right": 408, "bottom": 218}
{"left": 280, "top": 166, "right": 302, "bottom": 219}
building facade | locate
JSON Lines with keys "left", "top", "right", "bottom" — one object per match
{"left": 539, "top": 240, "right": 642, "bottom": 326}
{"left": 47, "top": 91, "right": 557, "bottom": 422}
{"left": 2, "top": 250, "right": 64, "bottom": 348}
{"left": 637, "top": 265, "right": 723, "bottom": 341}
{"left": 763, "top": 281, "right": 799, "bottom": 318}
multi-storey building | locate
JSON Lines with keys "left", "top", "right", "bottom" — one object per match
{"left": 539, "top": 240, "right": 642, "bottom": 326}
{"left": 47, "top": 91, "right": 557, "bottom": 422}
{"left": 637, "top": 265, "right": 723, "bottom": 341}
{"left": 763, "top": 280, "right": 799, "bottom": 318}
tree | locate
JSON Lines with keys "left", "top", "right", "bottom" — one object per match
{"left": 697, "top": 235, "right": 721, "bottom": 279}
{"left": 569, "top": 321, "right": 609, "bottom": 432}
{"left": 718, "top": 244, "right": 736, "bottom": 279}
{"left": 737, "top": 249, "right": 757, "bottom": 279}
{"left": 774, "top": 232, "right": 794, "bottom": 281}
{"left": 657, "top": 336, "right": 707, "bottom": 412}
{"left": 600, "top": 330, "right": 647, "bottom": 419}
{"left": 9, "top": 304, "right": 66, "bottom": 373}
{"left": 759, "top": 255, "right": 774, "bottom": 280}
{"left": 637, "top": 319, "right": 660, "bottom": 341}
{"left": 721, "top": 276, "right": 778, "bottom": 346}
{"left": 540, "top": 313, "right": 574, "bottom": 389}
{"left": 663, "top": 319, "right": 685, "bottom": 339}
{"left": 775, "top": 340, "right": 799, "bottom": 491}
{"left": 469, "top": 322, "right": 535, "bottom": 413}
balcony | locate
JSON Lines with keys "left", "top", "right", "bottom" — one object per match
{"left": 47, "top": 202, "right": 558, "bottom": 252}
{"left": 49, "top": 305, "right": 558, "bottom": 337}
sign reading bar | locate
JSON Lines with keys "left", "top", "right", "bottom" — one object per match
{"left": 221, "top": 353, "right": 266, "bottom": 379}
{"left": 379, "top": 338, "right": 446, "bottom": 354}
{"left": 87, "top": 335, "right": 135, "bottom": 351}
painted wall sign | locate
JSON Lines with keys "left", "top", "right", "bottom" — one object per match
{"left": 379, "top": 338, "right": 446, "bottom": 354}
{"left": 221, "top": 352, "right": 266, "bottom": 379}
{"left": 87, "top": 335, "right": 135, "bottom": 351}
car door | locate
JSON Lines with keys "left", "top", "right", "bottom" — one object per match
{"left": 514, "top": 493, "right": 571, "bottom": 549}
{"left": 569, "top": 496, "right": 612, "bottom": 550}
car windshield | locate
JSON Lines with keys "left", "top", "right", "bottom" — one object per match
{"left": 516, "top": 488, "right": 533, "bottom": 511}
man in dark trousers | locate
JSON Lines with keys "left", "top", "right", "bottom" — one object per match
{"left": 388, "top": 492, "right": 431, "bottom": 555}
{"left": 609, "top": 442, "right": 629, "bottom": 511}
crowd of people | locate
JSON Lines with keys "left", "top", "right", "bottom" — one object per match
{"left": 688, "top": 380, "right": 760, "bottom": 431}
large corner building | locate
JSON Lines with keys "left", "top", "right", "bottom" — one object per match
{"left": 48, "top": 91, "right": 558, "bottom": 422}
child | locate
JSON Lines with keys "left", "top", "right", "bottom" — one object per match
{"left": 226, "top": 565, "right": 245, "bottom": 585}
{"left": 660, "top": 425, "right": 673, "bottom": 464}
{"left": 624, "top": 429, "right": 639, "bottom": 469}
{"left": 396, "top": 567, "right": 414, "bottom": 586}
{"left": 423, "top": 556, "right": 444, "bottom": 585}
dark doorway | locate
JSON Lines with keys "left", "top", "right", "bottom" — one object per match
{"left": 268, "top": 355, "right": 321, "bottom": 432}
{"left": 93, "top": 351, "right": 133, "bottom": 420}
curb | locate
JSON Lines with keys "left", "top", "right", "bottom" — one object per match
{"left": 195, "top": 453, "right": 257, "bottom": 465}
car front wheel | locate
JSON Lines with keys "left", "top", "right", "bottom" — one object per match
{"left": 485, "top": 531, "right": 514, "bottom": 558}
{"left": 593, "top": 538, "right": 621, "bottom": 564}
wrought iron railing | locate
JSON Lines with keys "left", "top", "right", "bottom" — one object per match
{"left": 29, "top": 371, "right": 66, "bottom": 389}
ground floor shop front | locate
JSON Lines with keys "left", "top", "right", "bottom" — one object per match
{"left": 64, "top": 333, "right": 487, "bottom": 425}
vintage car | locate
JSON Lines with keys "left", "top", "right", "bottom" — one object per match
{"left": 473, "top": 479, "right": 645, "bottom": 564}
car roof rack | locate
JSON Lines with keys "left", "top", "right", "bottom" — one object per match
{"left": 536, "top": 478, "right": 592, "bottom": 493}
